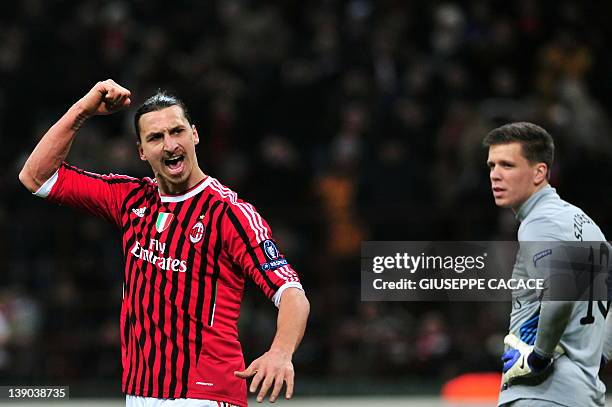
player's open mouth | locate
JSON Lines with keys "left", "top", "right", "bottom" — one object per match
{"left": 164, "top": 155, "right": 185, "bottom": 174}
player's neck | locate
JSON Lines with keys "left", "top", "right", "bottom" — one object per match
{"left": 511, "top": 181, "right": 550, "bottom": 214}
{"left": 530, "top": 181, "right": 549, "bottom": 200}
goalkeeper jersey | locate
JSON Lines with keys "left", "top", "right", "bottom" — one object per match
{"left": 498, "top": 185, "right": 608, "bottom": 407}
{"left": 35, "top": 163, "right": 302, "bottom": 407}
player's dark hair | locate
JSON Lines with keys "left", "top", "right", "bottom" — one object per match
{"left": 483, "top": 122, "right": 555, "bottom": 177}
{"left": 134, "top": 91, "right": 192, "bottom": 143}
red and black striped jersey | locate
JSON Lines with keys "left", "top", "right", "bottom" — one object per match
{"left": 35, "top": 163, "right": 302, "bottom": 406}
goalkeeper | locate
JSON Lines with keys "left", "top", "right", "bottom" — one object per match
{"left": 484, "top": 122, "right": 611, "bottom": 407}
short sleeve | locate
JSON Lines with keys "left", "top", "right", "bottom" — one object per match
{"left": 35, "top": 162, "right": 142, "bottom": 227}
{"left": 223, "top": 202, "right": 302, "bottom": 307}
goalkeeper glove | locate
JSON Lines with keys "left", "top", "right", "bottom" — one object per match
{"left": 501, "top": 334, "right": 562, "bottom": 388}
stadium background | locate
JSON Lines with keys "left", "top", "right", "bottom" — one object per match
{"left": 1, "top": 0, "right": 611, "bottom": 403}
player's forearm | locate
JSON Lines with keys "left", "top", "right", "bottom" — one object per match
{"left": 533, "top": 300, "right": 574, "bottom": 358}
{"left": 269, "top": 288, "right": 309, "bottom": 355}
{"left": 19, "top": 103, "right": 90, "bottom": 192}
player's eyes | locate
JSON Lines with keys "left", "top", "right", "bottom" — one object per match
{"left": 487, "top": 163, "right": 514, "bottom": 170}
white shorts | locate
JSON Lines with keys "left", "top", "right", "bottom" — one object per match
{"left": 125, "top": 395, "right": 238, "bottom": 407}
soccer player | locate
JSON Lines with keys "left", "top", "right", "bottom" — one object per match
{"left": 19, "top": 79, "right": 310, "bottom": 407}
{"left": 484, "top": 122, "right": 612, "bottom": 406}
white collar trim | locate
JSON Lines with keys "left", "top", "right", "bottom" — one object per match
{"left": 159, "top": 177, "right": 212, "bottom": 203}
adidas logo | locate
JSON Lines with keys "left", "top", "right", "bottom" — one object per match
{"left": 132, "top": 207, "right": 147, "bottom": 218}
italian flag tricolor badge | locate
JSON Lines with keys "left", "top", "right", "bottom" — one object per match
{"left": 155, "top": 213, "right": 174, "bottom": 233}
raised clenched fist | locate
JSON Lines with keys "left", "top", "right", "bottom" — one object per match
{"left": 76, "top": 79, "right": 131, "bottom": 117}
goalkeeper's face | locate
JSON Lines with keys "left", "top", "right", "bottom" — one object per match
{"left": 487, "top": 142, "right": 548, "bottom": 211}
{"left": 137, "top": 106, "right": 203, "bottom": 194}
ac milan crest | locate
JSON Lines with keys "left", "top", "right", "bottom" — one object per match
{"left": 190, "top": 222, "right": 204, "bottom": 243}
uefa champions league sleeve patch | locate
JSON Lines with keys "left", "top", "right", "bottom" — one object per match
{"left": 263, "top": 239, "right": 280, "bottom": 260}
{"left": 259, "top": 239, "right": 287, "bottom": 271}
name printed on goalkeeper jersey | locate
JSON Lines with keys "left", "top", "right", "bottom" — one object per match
{"left": 129, "top": 239, "right": 188, "bottom": 272}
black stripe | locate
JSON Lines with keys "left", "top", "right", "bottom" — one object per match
{"left": 192, "top": 200, "right": 221, "bottom": 366}
{"left": 62, "top": 163, "right": 142, "bottom": 184}
{"left": 121, "top": 189, "right": 154, "bottom": 278}
{"left": 120, "top": 185, "right": 149, "bottom": 225}
{"left": 120, "top": 182, "right": 148, "bottom": 212}
{"left": 227, "top": 208, "right": 279, "bottom": 291}
{"left": 167, "top": 196, "right": 203, "bottom": 397}
{"left": 179, "top": 198, "right": 219, "bottom": 398}
{"left": 121, "top": 311, "right": 129, "bottom": 393}
{"left": 122, "top": 309, "right": 129, "bottom": 379}
{"left": 121, "top": 192, "right": 150, "bottom": 263}
{"left": 128, "top": 311, "right": 139, "bottom": 393}
{"left": 207, "top": 203, "right": 227, "bottom": 326}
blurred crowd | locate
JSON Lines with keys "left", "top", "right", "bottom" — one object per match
{"left": 1, "top": 0, "right": 612, "bottom": 393}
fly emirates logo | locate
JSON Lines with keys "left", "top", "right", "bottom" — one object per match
{"left": 130, "top": 238, "right": 187, "bottom": 272}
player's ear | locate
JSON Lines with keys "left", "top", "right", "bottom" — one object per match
{"left": 534, "top": 163, "right": 548, "bottom": 184}
{"left": 137, "top": 142, "right": 147, "bottom": 161}
{"left": 192, "top": 124, "right": 199, "bottom": 145}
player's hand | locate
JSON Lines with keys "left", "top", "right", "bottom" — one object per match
{"left": 76, "top": 79, "right": 131, "bottom": 117}
{"left": 501, "top": 334, "right": 556, "bottom": 388}
{"left": 234, "top": 349, "right": 295, "bottom": 403}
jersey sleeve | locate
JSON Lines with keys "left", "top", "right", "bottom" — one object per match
{"left": 533, "top": 300, "right": 574, "bottom": 358}
{"left": 223, "top": 201, "right": 302, "bottom": 307}
{"left": 519, "top": 222, "right": 576, "bottom": 358}
{"left": 34, "top": 162, "right": 141, "bottom": 228}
